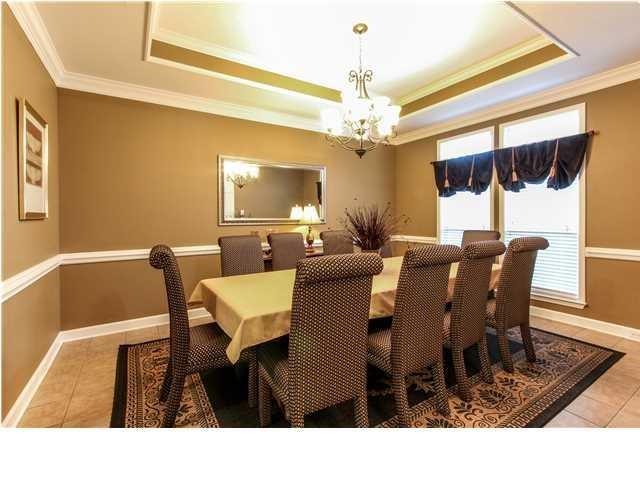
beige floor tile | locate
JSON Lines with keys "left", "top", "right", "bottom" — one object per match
{"left": 618, "top": 390, "right": 640, "bottom": 417}
{"left": 29, "top": 378, "right": 76, "bottom": 409}
{"left": 529, "top": 317, "right": 554, "bottom": 330}
{"left": 74, "top": 369, "right": 116, "bottom": 397}
{"left": 545, "top": 410, "right": 598, "bottom": 428}
{"left": 542, "top": 321, "right": 584, "bottom": 338}
{"left": 565, "top": 394, "right": 620, "bottom": 426}
{"left": 614, "top": 338, "right": 640, "bottom": 355}
{"left": 607, "top": 354, "right": 640, "bottom": 381}
{"left": 607, "top": 409, "right": 640, "bottom": 428}
{"left": 125, "top": 326, "right": 160, "bottom": 344}
{"left": 57, "top": 339, "right": 91, "bottom": 358}
{"left": 65, "top": 386, "right": 114, "bottom": 423}
{"left": 62, "top": 413, "right": 111, "bottom": 428}
{"left": 583, "top": 372, "right": 640, "bottom": 409}
{"left": 574, "top": 329, "right": 621, "bottom": 349}
{"left": 19, "top": 401, "right": 67, "bottom": 428}
{"left": 89, "top": 333, "right": 126, "bottom": 351}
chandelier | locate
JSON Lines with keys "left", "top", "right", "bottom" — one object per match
{"left": 322, "top": 23, "right": 401, "bottom": 158}
{"left": 225, "top": 161, "right": 259, "bottom": 188}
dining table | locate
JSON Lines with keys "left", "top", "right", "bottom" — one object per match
{"left": 189, "top": 256, "right": 502, "bottom": 364}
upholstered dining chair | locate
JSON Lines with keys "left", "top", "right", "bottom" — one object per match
{"left": 486, "top": 237, "right": 549, "bottom": 372}
{"left": 461, "top": 230, "right": 501, "bottom": 248}
{"left": 319, "top": 230, "right": 354, "bottom": 255}
{"left": 218, "top": 234, "right": 265, "bottom": 277}
{"left": 367, "top": 245, "right": 463, "bottom": 427}
{"left": 149, "top": 244, "right": 257, "bottom": 427}
{"left": 257, "top": 253, "right": 384, "bottom": 428}
{"left": 444, "top": 240, "right": 506, "bottom": 402}
{"left": 267, "top": 232, "right": 306, "bottom": 270}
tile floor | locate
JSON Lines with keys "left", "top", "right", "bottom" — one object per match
{"left": 17, "top": 316, "right": 640, "bottom": 428}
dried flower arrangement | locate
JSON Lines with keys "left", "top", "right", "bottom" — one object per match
{"left": 341, "top": 202, "right": 409, "bottom": 252}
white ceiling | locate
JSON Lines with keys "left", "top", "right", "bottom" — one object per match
{"left": 155, "top": 1, "right": 539, "bottom": 99}
{"left": 28, "top": 1, "right": 640, "bottom": 138}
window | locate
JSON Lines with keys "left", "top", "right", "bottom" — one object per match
{"left": 499, "top": 104, "right": 585, "bottom": 305}
{"left": 437, "top": 127, "right": 494, "bottom": 246}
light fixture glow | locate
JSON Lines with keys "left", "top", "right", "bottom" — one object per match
{"left": 225, "top": 161, "right": 259, "bottom": 189}
{"left": 322, "top": 23, "right": 401, "bottom": 158}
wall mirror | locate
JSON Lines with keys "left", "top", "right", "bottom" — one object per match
{"left": 218, "top": 155, "right": 326, "bottom": 225}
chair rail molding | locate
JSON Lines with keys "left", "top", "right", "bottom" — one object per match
{"left": 1, "top": 255, "right": 62, "bottom": 303}
{"left": 390, "top": 235, "right": 437, "bottom": 244}
{"left": 585, "top": 247, "right": 640, "bottom": 262}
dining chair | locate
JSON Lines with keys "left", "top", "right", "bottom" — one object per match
{"left": 257, "top": 253, "right": 384, "bottom": 428}
{"left": 267, "top": 232, "right": 306, "bottom": 270}
{"left": 149, "top": 244, "right": 257, "bottom": 427}
{"left": 444, "top": 240, "right": 506, "bottom": 402}
{"left": 461, "top": 230, "right": 501, "bottom": 248}
{"left": 367, "top": 245, "right": 463, "bottom": 426}
{"left": 218, "top": 234, "right": 265, "bottom": 277}
{"left": 319, "top": 230, "right": 354, "bottom": 255}
{"left": 486, "top": 236, "right": 549, "bottom": 372}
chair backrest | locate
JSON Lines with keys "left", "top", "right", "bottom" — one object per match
{"left": 495, "top": 237, "right": 549, "bottom": 329}
{"left": 392, "top": 245, "right": 463, "bottom": 374}
{"left": 268, "top": 232, "right": 306, "bottom": 270}
{"left": 450, "top": 240, "right": 506, "bottom": 349}
{"left": 461, "top": 230, "right": 501, "bottom": 248}
{"left": 218, "top": 235, "right": 265, "bottom": 277}
{"left": 149, "top": 245, "right": 190, "bottom": 368}
{"left": 289, "top": 253, "right": 383, "bottom": 413}
{"left": 319, "top": 230, "right": 354, "bottom": 255}
{"left": 379, "top": 243, "right": 393, "bottom": 258}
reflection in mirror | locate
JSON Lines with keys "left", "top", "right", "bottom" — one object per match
{"left": 218, "top": 156, "right": 326, "bottom": 225}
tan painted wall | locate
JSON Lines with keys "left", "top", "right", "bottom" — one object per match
{"left": 58, "top": 89, "right": 395, "bottom": 329}
{"left": 395, "top": 78, "right": 640, "bottom": 329}
{"left": 1, "top": 6, "right": 60, "bottom": 417}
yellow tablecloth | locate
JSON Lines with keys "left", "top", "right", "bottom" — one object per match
{"left": 189, "top": 256, "right": 502, "bottom": 363}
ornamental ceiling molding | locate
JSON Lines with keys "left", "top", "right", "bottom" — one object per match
{"left": 9, "top": 2, "right": 640, "bottom": 142}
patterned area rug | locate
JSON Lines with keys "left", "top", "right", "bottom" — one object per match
{"left": 111, "top": 327, "right": 622, "bottom": 428}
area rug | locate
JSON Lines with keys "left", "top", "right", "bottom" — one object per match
{"left": 111, "top": 326, "right": 623, "bottom": 428}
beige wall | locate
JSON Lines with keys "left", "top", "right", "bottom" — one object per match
{"left": 58, "top": 89, "right": 395, "bottom": 329}
{"left": 395, "top": 78, "right": 640, "bottom": 329}
{"left": 1, "top": 6, "right": 60, "bottom": 417}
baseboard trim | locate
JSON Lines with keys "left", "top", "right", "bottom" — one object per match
{"left": 1, "top": 307, "right": 213, "bottom": 427}
{"left": 1, "top": 332, "right": 63, "bottom": 428}
{"left": 530, "top": 306, "right": 640, "bottom": 342}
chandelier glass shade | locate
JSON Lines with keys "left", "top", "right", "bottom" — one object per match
{"left": 225, "top": 161, "right": 259, "bottom": 188}
{"left": 322, "top": 23, "right": 401, "bottom": 158}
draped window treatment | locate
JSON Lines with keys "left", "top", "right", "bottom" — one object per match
{"left": 433, "top": 132, "right": 590, "bottom": 197}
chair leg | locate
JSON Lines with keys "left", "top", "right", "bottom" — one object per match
{"left": 452, "top": 346, "right": 472, "bottom": 402}
{"left": 353, "top": 391, "right": 369, "bottom": 428}
{"left": 520, "top": 323, "right": 537, "bottom": 363}
{"left": 478, "top": 336, "right": 494, "bottom": 384}
{"left": 497, "top": 327, "right": 514, "bottom": 373}
{"left": 290, "top": 412, "right": 305, "bottom": 428}
{"left": 431, "top": 362, "right": 450, "bottom": 417}
{"left": 159, "top": 360, "right": 172, "bottom": 403}
{"left": 247, "top": 349, "right": 258, "bottom": 408}
{"left": 392, "top": 373, "right": 410, "bottom": 427}
{"left": 162, "top": 374, "right": 185, "bottom": 428}
{"left": 258, "top": 371, "right": 272, "bottom": 427}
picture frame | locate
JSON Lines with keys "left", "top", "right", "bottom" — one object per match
{"left": 17, "top": 98, "right": 48, "bottom": 220}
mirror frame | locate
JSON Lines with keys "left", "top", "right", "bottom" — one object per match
{"left": 217, "top": 155, "right": 327, "bottom": 226}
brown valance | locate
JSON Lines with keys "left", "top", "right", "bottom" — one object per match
{"left": 433, "top": 132, "right": 591, "bottom": 197}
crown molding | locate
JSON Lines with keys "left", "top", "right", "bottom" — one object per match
{"left": 8, "top": 1, "right": 65, "bottom": 82}
{"left": 398, "top": 36, "right": 552, "bottom": 106}
{"left": 391, "top": 60, "right": 640, "bottom": 145}
{"left": 59, "top": 71, "right": 325, "bottom": 133}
